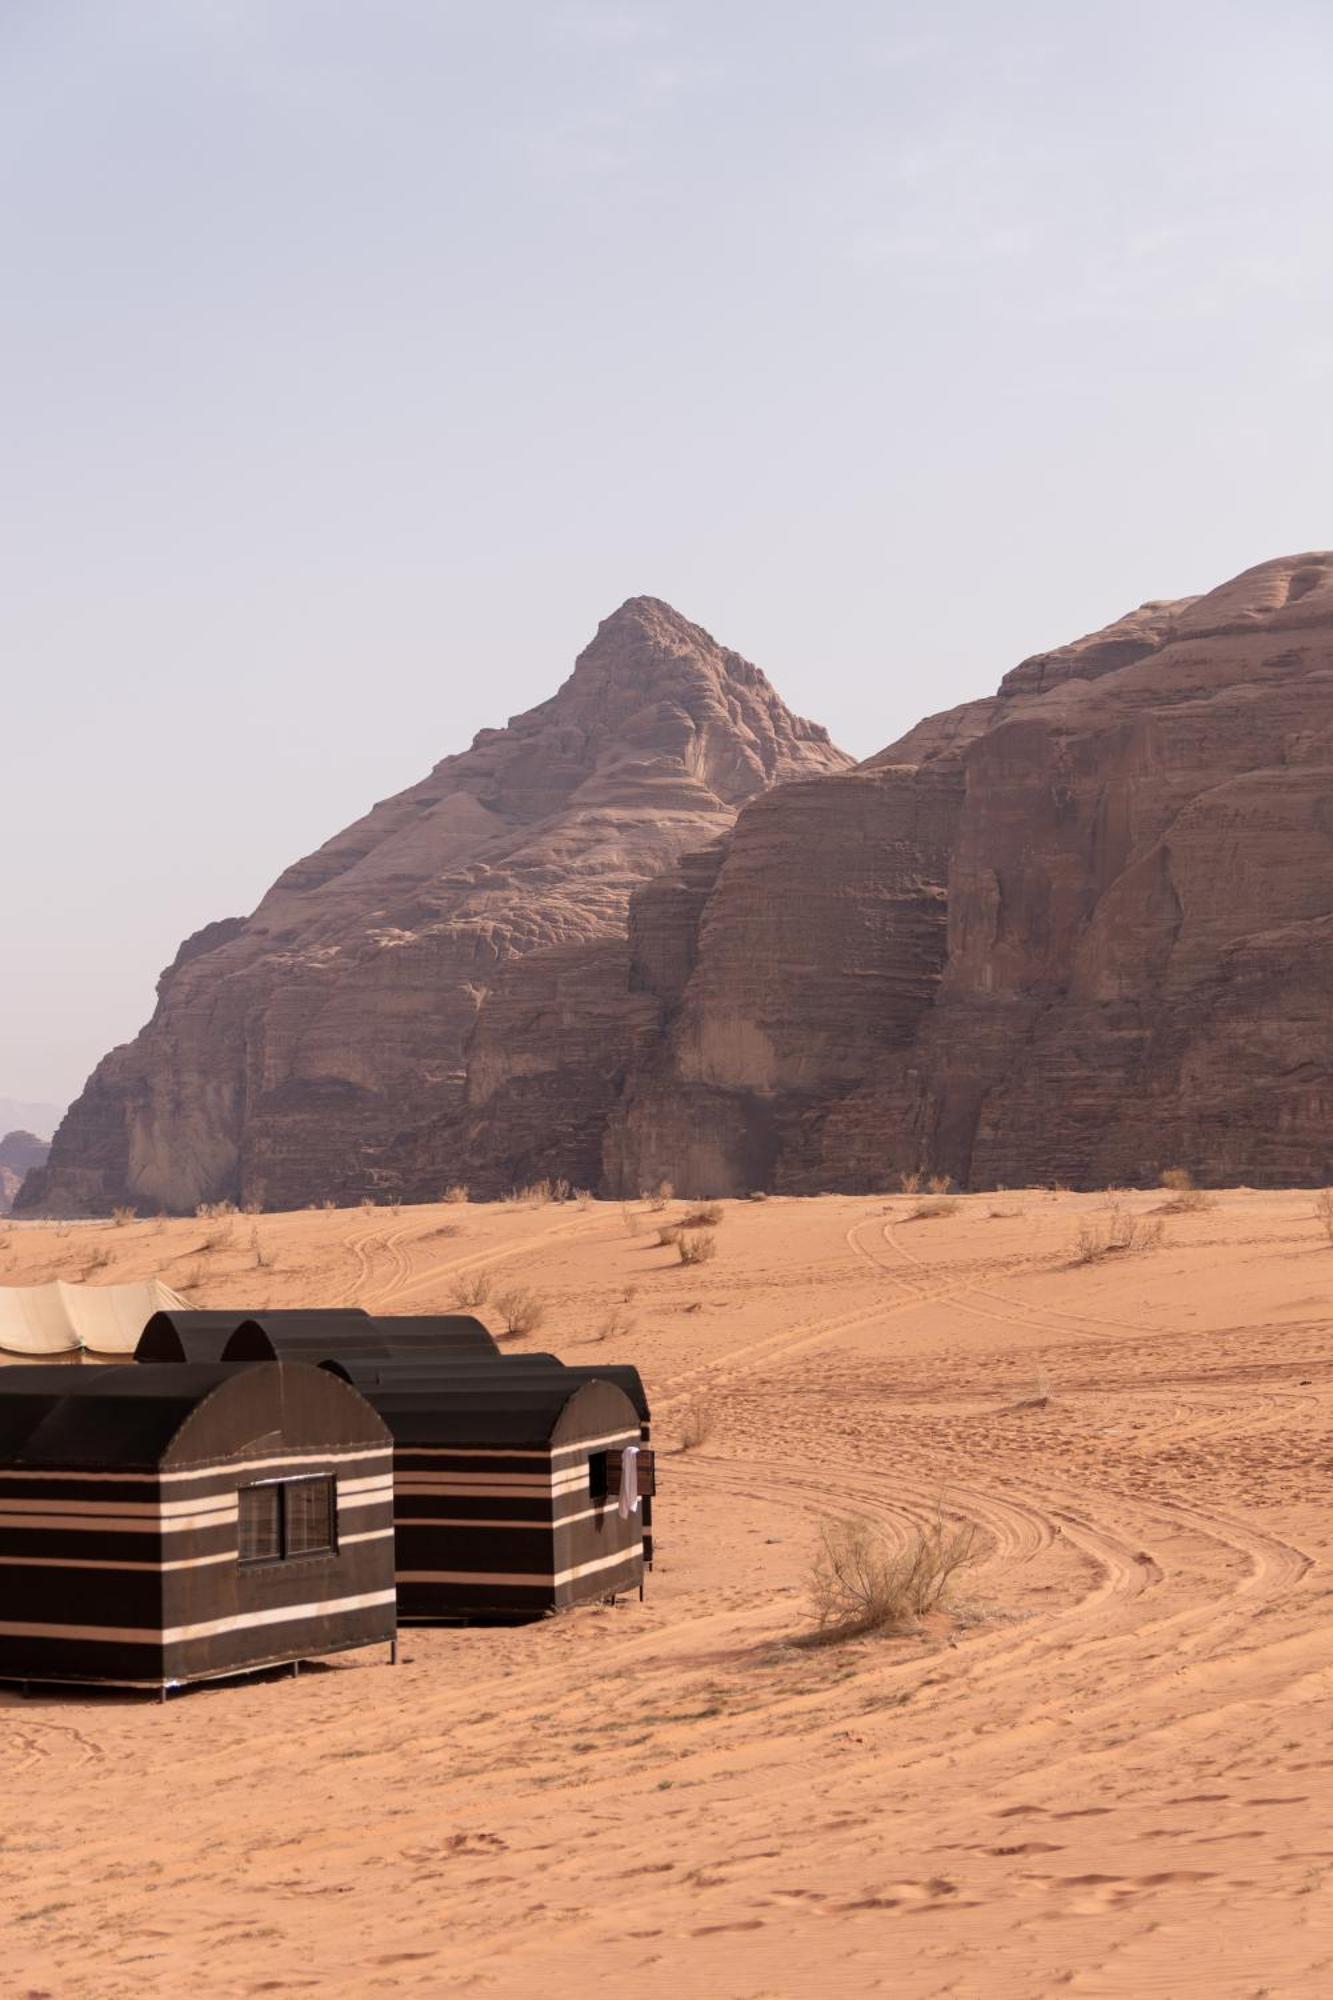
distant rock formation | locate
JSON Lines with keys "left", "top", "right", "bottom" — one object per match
{"left": 22, "top": 600, "right": 847, "bottom": 1214}
{"left": 605, "top": 552, "right": 1333, "bottom": 1192}
{"left": 0, "top": 1131, "right": 49, "bottom": 1215}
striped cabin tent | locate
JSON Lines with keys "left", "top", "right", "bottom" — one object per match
{"left": 313, "top": 1358, "right": 645, "bottom": 1621}
{"left": 322, "top": 1352, "right": 656, "bottom": 1570}
{"left": 0, "top": 1362, "right": 395, "bottom": 1690}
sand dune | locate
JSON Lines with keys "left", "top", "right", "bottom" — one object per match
{"left": 2, "top": 1188, "right": 1332, "bottom": 1996}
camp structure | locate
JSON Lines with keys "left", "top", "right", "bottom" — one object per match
{"left": 316, "top": 1359, "right": 647, "bottom": 1621}
{"left": 196, "top": 1309, "right": 500, "bottom": 1366}
{"left": 0, "top": 1279, "right": 190, "bottom": 1363}
{"left": 0, "top": 1361, "right": 395, "bottom": 1691}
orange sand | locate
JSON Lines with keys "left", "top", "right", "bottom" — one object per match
{"left": 3, "top": 1187, "right": 1333, "bottom": 1997}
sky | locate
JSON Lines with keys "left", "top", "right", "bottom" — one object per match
{"left": 4, "top": 0, "right": 1333, "bottom": 1111}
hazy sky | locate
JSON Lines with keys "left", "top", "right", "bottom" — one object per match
{"left": 5, "top": 0, "right": 1333, "bottom": 1110}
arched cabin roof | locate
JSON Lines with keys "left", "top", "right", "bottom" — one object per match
{"left": 220, "top": 1312, "right": 498, "bottom": 1365}
{"left": 136, "top": 1310, "right": 274, "bottom": 1363}
{"left": 322, "top": 1354, "right": 650, "bottom": 1422}
{"left": 337, "top": 1371, "right": 638, "bottom": 1450}
{"left": 0, "top": 1361, "right": 388, "bottom": 1470}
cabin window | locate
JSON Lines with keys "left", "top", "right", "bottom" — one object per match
{"left": 587, "top": 1452, "right": 609, "bottom": 1501}
{"left": 238, "top": 1476, "right": 337, "bottom": 1565}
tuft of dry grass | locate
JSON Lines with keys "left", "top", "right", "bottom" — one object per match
{"left": 111, "top": 1206, "right": 137, "bottom": 1228}
{"left": 575, "top": 1187, "right": 595, "bottom": 1210}
{"left": 1159, "top": 1166, "right": 1193, "bottom": 1192}
{"left": 1157, "top": 1188, "right": 1215, "bottom": 1215}
{"left": 620, "top": 1204, "right": 645, "bottom": 1237}
{"left": 808, "top": 1509, "right": 979, "bottom": 1643}
{"left": 594, "top": 1306, "right": 636, "bottom": 1344}
{"left": 251, "top": 1227, "right": 271, "bottom": 1270}
{"left": 494, "top": 1285, "right": 545, "bottom": 1337}
{"left": 647, "top": 1180, "right": 674, "bottom": 1212}
{"left": 454, "top": 1270, "right": 493, "bottom": 1308}
{"left": 898, "top": 1170, "right": 922, "bottom": 1194}
{"left": 907, "top": 1196, "right": 960, "bottom": 1222}
{"left": 656, "top": 1224, "right": 681, "bottom": 1248}
{"left": 442, "top": 1183, "right": 470, "bottom": 1205}
{"left": 195, "top": 1200, "right": 237, "bottom": 1218}
{"left": 81, "top": 1245, "right": 112, "bottom": 1277}
{"left": 1073, "top": 1201, "right": 1164, "bottom": 1263}
{"left": 676, "top": 1228, "right": 717, "bottom": 1266}
{"left": 926, "top": 1174, "right": 953, "bottom": 1195}
{"left": 679, "top": 1201, "right": 723, "bottom": 1228}
{"left": 675, "top": 1394, "right": 717, "bottom": 1451}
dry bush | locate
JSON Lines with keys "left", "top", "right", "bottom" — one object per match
{"left": 195, "top": 1200, "right": 237, "bottom": 1218}
{"left": 1011, "top": 1365, "right": 1054, "bottom": 1411}
{"left": 243, "top": 1201, "right": 264, "bottom": 1215}
{"left": 111, "top": 1206, "right": 137, "bottom": 1227}
{"left": 676, "top": 1394, "right": 717, "bottom": 1451}
{"left": 454, "top": 1270, "right": 493, "bottom": 1308}
{"left": 494, "top": 1285, "right": 546, "bottom": 1337}
{"left": 575, "top": 1187, "right": 595, "bottom": 1210}
{"left": 526, "top": 1179, "right": 553, "bottom": 1208}
{"left": 648, "top": 1179, "right": 674, "bottom": 1212}
{"left": 1158, "top": 1188, "right": 1214, "bottom": 1215}
{"left": 595, "top": 1306, "right": 636, "bottom": 1344}
{"left": 1315, "top": 1189, "right": 1333, "bottom": 1245}
{"left": 926, "top": 1174, "right": 953, "bottom": 1195}
{"left": 657, "top": 1224, "right": 681, "bottom": 1247}
{"left": 1073, "top": 1201, "right": 1164, "bottom": 1263}
{"left": 620, "top": 1204, "right": 644, "bottom": 1237}
{"left": 676, "top": 1229, "right": 717, "bottom": 1266}
{"left": 197, "top": 1227, "right": 230, "bottom": 1253}
{"left": 551, "top": 1177, "right": 572, "bottom": 1204}
{"left": 1159, "top": 1166, "right": 1193, "bottom": 1192}
{"left": 907, "top": 1196, "right": 960, "bottom": 1222}
{"left": 82, "top": 1245, "right": 112, "bottom": 1276}
{"left": 251, "top": 1228, "right": 271, "bottom": 1270}
{"left": 442, "top": 1183, "right": 470, "bottom": 1204}
{"left": 809, "top": 1510, "right": 979, "bottom": 1640}
{"left": 358, "top": 1196, "right": 376, "bottom": 1211}
{"left": 898, "top": 1170, "right": 922, "bottom": 1194}
{"left": 679, "top": 1201, "right": 723, "bottom": 1228}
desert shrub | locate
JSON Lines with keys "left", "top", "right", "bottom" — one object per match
{"left": 1159, "top": 1167, "right": 1193, "bottom": 1192}
{"left": 1158, "top": 1188, "right": 1214, "bottom": 1215}
{"left": 494, "top": 1285, "right": 546, "bottom": 1337}
{"left": 82, "top": 1245, "right": 112, "bottom": 1276}
{"left": 442, "top": 1183, "right": 469, "bottom": 1204}
{"left": 197, "top": 1227, "right": 229, "bottom": 1253}
{"left": 551, "top": 1177, "right": 572, "bottom": 1204}
{"left": 926, "top": 1175, "right": 953, "bottom": 1195}
{"left": 809, "top": 1510, "right": 979, "bottom": 1640}
{"left": 1073, "top": 1202, "right": 1164, "bottom": 1263}
{"left": 251, "top": 1228, "right": 271, "bottom": 1270}
{"left": 907, "top": 1196, "right": 960, "bottom": 1222}
{"left": 526, "top": 1179, "right": 552, "bottom": 1208}
{"left": 898, "top": 1170, "right": 922, "bottom": 1194}
{"left": 575, "top": 1187, "right": 595, "bottom": 1210}
{"left": 243, "top": 1201, "right": 264, "bottom": 1215}
{"left": 676, "top": 1394, "right": 717, "bottom": 1451}
{"left": 195, "top": 1199, "right": 237, "bottom": 1218}
{"left": 595, "top": 1306, "right": 636, "bottom": 1344}
{"left": 676, "top": 1229, "right": 717, "bottom": 1266}
{"left": 648, "top": 1179, "right": 675, "bottom": 1212}
{"left": 679, "top": 1202, "right": 723, "bottom": 1228}
{"left": 1316, "top": 1189, "right": 1333, "bottom": 1245}
{"left": 111, "top": 1206, "right": 137, "bottom": 1227}
{"left": 621, "top": 1205, "right": 644, "bottom": 1236}
{"left": 657, "top": 1224, "right": 681, "bottom": 1248}
{"left": 454, "top": 1270, "right": 493, "bottom": 1308}
{"left": 358, "top": 1196, "right": 376, "bottom": 1211}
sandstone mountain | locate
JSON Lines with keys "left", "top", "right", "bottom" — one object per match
{"left": 606, "top": 552, "right": 1333, "bottom": 1193}
{"left": 21, "top": 600, "right": 848, "bottom": 1215}
{"left": 0, "top": 1130, "right": 49, "bottom": 1215}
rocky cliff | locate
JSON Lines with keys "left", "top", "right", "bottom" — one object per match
{"left": 0, "top": 1131, "right": 49, "bottom": 1215}
{"left": 605, "top": 552, "right": 1333, "bottom": 1193}
{"left": 21, "top": 599, "right": 848, "bottom": 1214}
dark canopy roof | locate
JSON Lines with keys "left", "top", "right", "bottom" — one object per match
{"left": 0, "top": 1362, "right": 387, "bottom": 1469}
{"left": 221, "top": 1312, "right": 498, "bottom": 1365}
{"left": 136, "top": 1310, "right": 277, "bottom": 1363}
{"left": 334, "top": 1371, "right": 638, "bottom": 1449}
{"left": 322, "top": 1354, "right": 650, "bottom": 1421}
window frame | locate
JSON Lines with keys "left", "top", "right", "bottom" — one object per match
{"left": 237, "top": 1472, "right": 339, "bottom": 1568}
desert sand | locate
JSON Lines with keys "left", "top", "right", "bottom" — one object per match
{"left": 2, "top": 1187, "right": 1332, "bottom": 1997}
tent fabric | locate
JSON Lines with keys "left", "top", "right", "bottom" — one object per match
{"left": 0, "top": 1280, "right": 191, "bottom": 1359}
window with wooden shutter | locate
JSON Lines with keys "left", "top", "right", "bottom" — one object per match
{"left": 285, "top": 1475, "right": 336, "bottom": 1556}
{"left": 237, "top": 1475, "right": 337, "bottom": 1564}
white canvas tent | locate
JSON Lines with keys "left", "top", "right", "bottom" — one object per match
{"left": 0, "top": 1281, "right": 191, "bottom": 1360}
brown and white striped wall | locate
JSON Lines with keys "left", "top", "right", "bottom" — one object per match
{"left": 0, "top": 1363, "right": 396, "bottom": 1689}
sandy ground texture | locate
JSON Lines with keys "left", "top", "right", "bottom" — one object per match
{"left": 2, "top": 1186, "right": 1333, "bottom": 1998}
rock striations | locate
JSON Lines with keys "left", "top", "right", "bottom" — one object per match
{"left": 21, "top": 600, "right": 847, "bottom": 1214}
{"left": 606, "top": 552, "right": 1333, "bottom": 1194}
{"left": 25, "top": 552, "right": 1333, "bottom": 1212}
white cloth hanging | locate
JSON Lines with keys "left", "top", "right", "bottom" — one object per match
{"left": 618, "top": 1443, "right": 640, "bottom": 1519}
